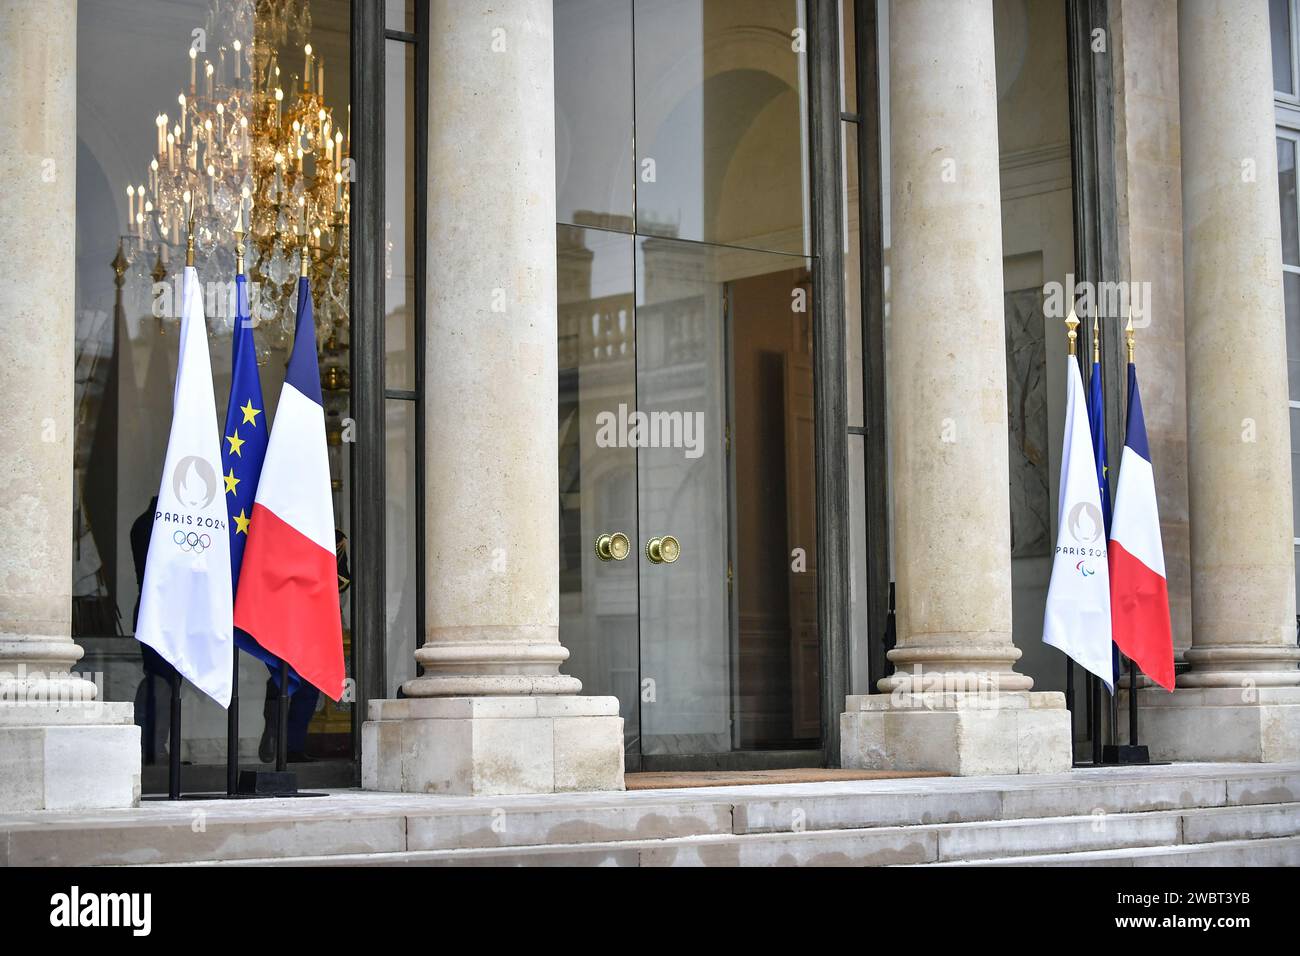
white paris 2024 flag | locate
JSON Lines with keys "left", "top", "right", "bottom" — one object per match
{"left": 135, "top": 265, "right": 234, "bottom": 707}
{"left": 1042, "top": 356, "right": 1113, "bottom": 692}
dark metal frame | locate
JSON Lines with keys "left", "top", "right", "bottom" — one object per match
{"left": 807, "top": 0, "right": 851, "bottom": 767}
{"left": 347, "top": 3, "right": 428, "bottom": 780}
{"left": 349, "top": 0, "right": 386, "bottom": 781}
{"left": 1067, "top": 0, "right": 1123, "bottom": 448}
{"left": 1066, "top": 0, "right": 1122, "bottom": 752}
{"left": 851, "top": 0, "right": 891, "bottom": 700}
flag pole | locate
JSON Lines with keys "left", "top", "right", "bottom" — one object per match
{"left": 1064, "top": 308, "right": 1081, "bottom": 760}
{"left": 226, "top": 206, "right": 246, "bottom": 799}
{"left": 1098, "top": 321, "right": 1120, "bottom": 754}
{"left": 165, "top": 199, "right": 199, "bottom": 803}
{"left": 1123, "top": 316, "right": 1148, "bottom": 761}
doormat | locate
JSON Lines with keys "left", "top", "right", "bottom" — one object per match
{"left": 624, "top": 768, "right": 949, "bottom": 790}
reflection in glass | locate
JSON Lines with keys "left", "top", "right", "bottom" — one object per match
{"left": 555, "top": 0, "right": 635, "bottom": 229}
{"left": 633, "top": 0, "right": 810, "bottom": 255}
{"left": 1279, "top": 138, "right": 1299, "bottom": 268}
{"left": 385, "top": 399, "right": 418, "bottom": 694}
{"left": 385, "top": 40, "right": 416, "bottom": 391}
{"left": 1286, "top": 272, "right": 1300, "bottom": 401}
{"left": 73, "top": 0, "right": 354, "bottom": 782}
{"left": 1272, "top": 0, "right": 1294, "bottom": 96}
{"left": 636, "top": 236, "right": 818, "bottom": 753}
{"left": 557, "top": 226, "right": 641, "bottom": 753}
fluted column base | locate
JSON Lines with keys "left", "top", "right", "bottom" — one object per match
{"left": 841, "top": 691, "right": 1072, "bottom": 775}
{"left": 362, "top": 696, "right": 624, "bottom": 795}
{"left": 403, "top": 626, "right": 582, "bottom": 697}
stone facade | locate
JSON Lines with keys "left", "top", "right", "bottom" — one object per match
{"left": 1, "top": 0, "right": 1299, "bottom": 813}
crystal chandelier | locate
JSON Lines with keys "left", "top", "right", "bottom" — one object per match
{"left": 122, "top": 0, "right": 350, "bottom": 355}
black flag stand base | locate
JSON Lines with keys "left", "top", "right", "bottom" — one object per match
{"left": 1101, "top": 743, "right": 1151, "bottom": 764}
{"left": 1101, "top": 657, "right": 1154, "bottom": 765}
{"left": 234, "top": 661, "right": 324, "bottom": 798}
{"left": 237, "top": 661, "right": 301, "bottom": 796}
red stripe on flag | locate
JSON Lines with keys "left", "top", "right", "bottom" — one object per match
{"left": 1108, "top": 540, "right": 1175, "bottom": 691}
{"left": 234, "top": 503, "right": 345, "bottom": 700}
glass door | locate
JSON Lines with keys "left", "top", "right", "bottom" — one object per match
{"left": 558, "top": 225, "right": 641, "bottom": 759}
{"left": 555, "top": 0, "right": 823, "bottom": 768}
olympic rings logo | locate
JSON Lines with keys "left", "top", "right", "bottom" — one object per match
{"left": 173, "top": 530, "right": 213, "bottom": 554}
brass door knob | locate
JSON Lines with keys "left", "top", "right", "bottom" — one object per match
{"left": 645, "top": 535, "right": 680, "bottom": 564}
{"left": 595, "top": 532, "right": 631, "bottom": 561}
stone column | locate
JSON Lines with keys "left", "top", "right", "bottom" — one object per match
{"left": 1131, "top": 0, "right": 1300, "bottom": 761}
{"left": 840, "top": 0, "right": 1071, "bottom": 774}
{"left": 0, "top": 0, "right": 140, "bottom": 810}
{"left": 361, "top": 0, "right": 624, "bottom": 794}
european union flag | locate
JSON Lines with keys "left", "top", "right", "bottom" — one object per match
{"left": 223, "top": 273, "right": 294, "bottom": 687}
{"left": 1088, "top": 350, "right": 1112, "bottom": 533}
{"left": 1087, "top": 330, "right": 1119, "bottom": 686}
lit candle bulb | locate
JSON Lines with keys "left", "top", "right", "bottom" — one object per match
{"left": 156, "top": 113, "right": 166, "bottom": 156}
{"left": 233, "top": 39, "right": 242, "bottom": 80}
{"left": 166, "top": 131, "right": 175, "bottom": 168}
{"left": 150, "top": 158, "right": 158, "bottom": 194}
{"left": 205, "top": 60, "right": 214, "bottom": 100}
{"left": 304, "top": 44, "right": 313, "bottom": 92}
{"left": 274, "top": 87, "right": 283, "bottom": 125}
{"left": 207, "top": 164, "right": 216, "bottom": 206}
{"left": 189, "top": 46, "right": 197, "bottom": 94}
{"left": 127, "top": 185, "right": 136, "bottom": 234}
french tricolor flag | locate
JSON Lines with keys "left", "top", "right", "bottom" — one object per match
{"left": 1108, "top": 363, "right": 1175, "bottom": 691}
{"left": 233, "top": 277, "right": 345, "bottom": 699}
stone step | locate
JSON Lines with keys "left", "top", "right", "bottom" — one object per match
{"left": 140, "top": 801, "right": 1300, "bottom": 868}
{"left": 920, "top": 836, "right": 1300, "bottom": 867}
{"left": 5, "top": 763, "right": 1298, "bottom": 866}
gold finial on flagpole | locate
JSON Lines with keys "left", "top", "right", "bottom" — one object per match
{"left": 298, "top": 198, "right": 310, "bottom": 278}
{"left": 184, "top": 189, "right": 196, "bottom": 267}
{"left": 1125, "top": 312, "right": 1136, "bottom": 364}
{"left": 1092, "top": 316, "right": 1101, "bottom": 364}
{"left": 234, "top": 194, "right": 247, "bottom": 278}
{"left": 1066, "top": 304, "right": 1079, "bottom": 357}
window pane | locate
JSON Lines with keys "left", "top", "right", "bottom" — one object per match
{"left": 848, "top": 433, "right": 868, "bottom": 693}
{"left": 385, "top": 39, "right": 416, "bottom": 390}
{"left": 844, "top": 120, "right": 863, "bottom": 428}
{"left": 1286, "top": 272, "right": 1300, "bottom": 401}
{"left": 385, "top": 399, "right": 418, "bottom": 695}
{"left": 385, "top": 0, "right": 414, "bottom": 32}
{"left": 556, "top": 225, "right": 640, "bottom": 753}
{"left": 1272, "top": 0, "right": 1293, "bottom": 95}
{"left": 1291, "top": 408, "right": 1300, "bottom": 541}
{"left": 841, "top": 0, "right": 857, "bottom": 112}
{"left": 74, "top": 0, "right": 355, "bottom": 780}
{"left": 1279, "top": 138, "right": 1299, "bottom": 267}
{"left": 634, "top": 0, "right": 810, "bottom": 256}
{"left": 555, "top": 0, "right": 635, "bottom": 229}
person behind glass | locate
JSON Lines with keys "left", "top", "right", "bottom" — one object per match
{"left": 258, "top": 528, "right": 350, "bottom": 762}
{"left": 130, "top": 495, "right": 180, "bottom": 764}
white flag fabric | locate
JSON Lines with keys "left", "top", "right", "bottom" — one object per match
{"left": 1043, "top": 356, "right": 1113, "bottom": 692}
{"left": 136, "top": 265, "right": 234, "bottom": 707}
